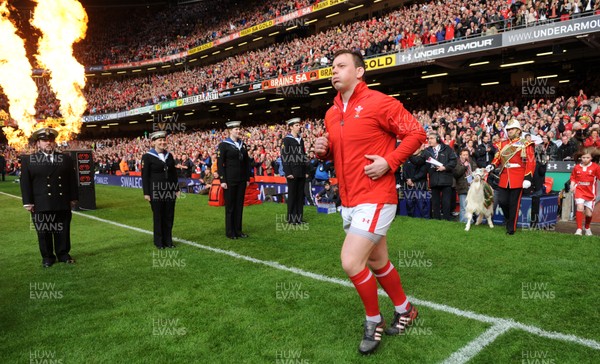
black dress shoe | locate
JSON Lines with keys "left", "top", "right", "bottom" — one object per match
{"left": 58, "top": 255, "right": 75, "bottom": 264}
{"left": 166, "top": 244, "right": 175, "bottom": 248}
{"left": 238, "top": 233, "right": 249, "bottom": 238}
{"left": 506, "top": 231, "right": 515, "bottom": 235}
{"left": 227, "top": 236, "right": 238, "bottom": 240}
{"left": 42, "top": 261, "right": 54, "bottom": 268}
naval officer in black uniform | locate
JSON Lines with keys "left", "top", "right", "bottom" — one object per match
{"left": 217, "top": 121, "right": 250, "bottom": 239}
{"left": 20, "top": 128, "right": 78, "bottom": 267}
{"left": 281, "top": 117, "right": 308, "bottom": 224}
{"left": 142, "top": 131, "right": 179, "bottom": 249}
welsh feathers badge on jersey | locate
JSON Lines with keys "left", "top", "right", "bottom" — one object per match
{"left": 354, "top": 105, "right": 363, "bottom": 118}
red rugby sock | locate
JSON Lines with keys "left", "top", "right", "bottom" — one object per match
{"left": 374, "top": 260, "right": 408, "bottom": 310}
{"left": 585, "top": 215, "right": 592, "bottom": 229}
{"left": 349, "top": 267, "right": 380, "bottom": 317}
{"left": 576, "top": 211, "right": 583, "bottom": 230}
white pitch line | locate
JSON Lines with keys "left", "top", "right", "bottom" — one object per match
{"left": 2, "top": 191, "right": 600, "bottom": 353}
{"left": 440, "top": 323, "right": 512, "bottom": 364}
{"left": 511, "top": 321, "right": 600, "bottom": 353}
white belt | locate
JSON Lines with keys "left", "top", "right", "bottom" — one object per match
{"left": 505, "top": 163, "right": 521, "bottom": 168}
{"left": 579, "top": 182, "right": 591, "bottom": 186}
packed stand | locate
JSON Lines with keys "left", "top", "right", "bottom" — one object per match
{"left": 75, "top": 0, "right": 320, "bottom": 66}
{"left": 3, "top": 0, "right": 598, "bottom": 118}
{"left": 75, "top": 0, "right": 600, "bottom": 67}
{"left": 79, "top": 0, "right": 600, "bottom": 115}
{"left": 2, "top": 88, "right": 600, "bottom": 179}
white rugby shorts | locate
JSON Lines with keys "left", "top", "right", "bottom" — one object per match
{"left": 341, "top": 203, "right": 396, "bottom": 242}
{"left": 575, "top": 198, "right": 595, "bottom": 210}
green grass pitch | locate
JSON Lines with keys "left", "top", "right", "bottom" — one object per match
{"left": 0, "top": 176, "right": 599, "bottom": 363}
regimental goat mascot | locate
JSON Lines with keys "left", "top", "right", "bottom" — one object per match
{"left": 465, "top": 168, "right": 495, "bottom": 231}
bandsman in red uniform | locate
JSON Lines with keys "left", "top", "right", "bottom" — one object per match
{"left": 487, "top": 119, "right": 536, "bottom": 235}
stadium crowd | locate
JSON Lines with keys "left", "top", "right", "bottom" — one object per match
{"left": 78, "top": 0, "right": 600, "bottom": 115}
{"left": 2, "top": 0, "right": 600, "bottom": 198}
{"left": 75, "top": 0, "right": 600, "bottom": 67}
{"left": 75, "top": 0, "right": 321, "bottom": 66}
{"left": 2, "top": 88, "right": 599, "bottom": 184}
{"left": 3, "top": 0, "right": 598, "bottom": 120}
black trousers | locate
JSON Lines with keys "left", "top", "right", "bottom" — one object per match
{"left": 530, "top": 195, "right": 541, "bottom": 227}
{"left": 430, "top": 186, "right": 453, "bottom": 221}
{"left": 224, "top": 182, "right": 246, "bottom": 237}
{"left": 287, "top": 177, "right": 305, "bottom": 223}
{"left": 304, "top": 179, "right": 314, "bottom": 205}
{"left": 497, "top": 187, "right": 523, "bottom": 234}
{"left": 32, "top": 210, "right": 72, "bottom": 262}
{"left": 150, "top": 199, "right": 176, "bottom": 247}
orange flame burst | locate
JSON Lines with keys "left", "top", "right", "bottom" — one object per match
{"left": 32, "top": 0, "right": 88, "bottom": 143}
{"left": 0, "top": 1, "right": 39, "bottom": 150}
